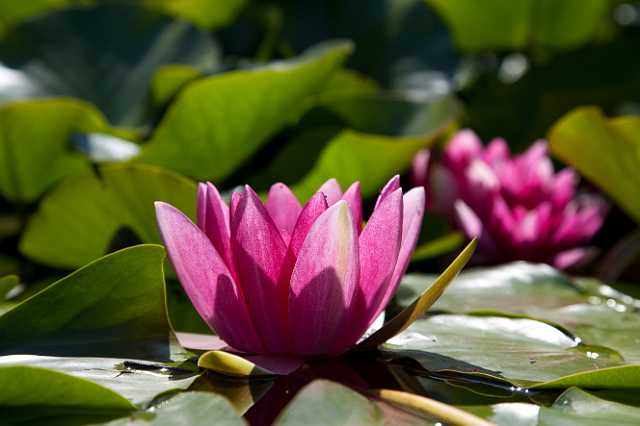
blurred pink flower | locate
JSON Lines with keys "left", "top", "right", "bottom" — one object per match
{"left": 155, "top": 176, "right": 424, "bottom": 357}
{"left": 411, "top": 129, "right": 607, "bottom": 269}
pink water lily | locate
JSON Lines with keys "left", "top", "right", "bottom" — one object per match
{"left": 412, "top": 129, "right": 607, "bottom": 269}
{"left": 155, "top": 176, "right": 425, "bottom": 357}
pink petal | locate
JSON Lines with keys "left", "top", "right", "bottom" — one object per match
{"left": 243, "top": 354, "right": 305, "bottom": 376}
{"left": 230, "top": 186, "right": 288, "bottom": 353}
{"left": 377, "top": 187, "right": 425, "bottom": 314}
{"left": 175, "top": 332, "right": 230, "bottom": 351}
{"left": 317, "top": 178, "right": 343, "bottom": 205}
{"left": 341, "top": 181, "right": 363, "bottom": 231}
{"left": 374, "top": 175, "right": 400, "bottom": 210}
{"left": 455, "top": 199, "right": 499, "bottom": 261}
{"left": 410, "top": 149, "right": 430, "bottom": 188}
{"left": 428, "top": 163, "right": 458, "bottom": 215}
{"left": 551, "top": 169, "right": 577, "bottom": 208}
{"left": 155, "top": 202, "right": 262, "bottom": 353}
{"left": 266, "top": 183, "right": 302, "bottom": 243}
{"left": 336, "top": 188, "right": 403, "bottom": 349}
{"left": 278, "top": 192, "right": 329, "bottom": 289}
{"left": 553, "top": 247, "right": 598, "bottom": 270}
{"left": 443, "top": 129, "right": 483, "bottom": 173}
{"left": 197, "top": 182, "right": 233, "bottom": 268}
{"left": 288, "top": 201, "right": 359, "bottom": 356}
{"left": 483, "top": 137, "right": 510, "bottom": 164}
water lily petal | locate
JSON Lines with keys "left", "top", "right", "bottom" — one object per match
{"left": 410, "top": 149, "right": 430, "bottom": 188}
{"left": 197, "top": 182, "right": 233, "bottom": 268}
{"left": 155, "top": 202, "right": 262, "bottom": 353}
{"left": 317, "top": 178, "right": 342, "bottom": 205}
{"left": 341, "top": 181, "right": 363, "bottom": 230}
{"left": 266, "top": 182, "right": 302, "bottom": 243}
{"left": 288, "top": 201, "right": 359, "bottom": 355}
{"left": 231, "top": 186, "right": 288, "bottom": 353}
{"left": 374, "top": 174, "right": 400, "bottom": 210}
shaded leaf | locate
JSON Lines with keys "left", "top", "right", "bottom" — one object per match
{"left": 0, "top": 245, "right": 171, "bottom": 359}
{"left": 140, "top": 0, "right": 246, "bottom": 30}
{"left": 0, "top": 5, "right": 219, "bottom": 125}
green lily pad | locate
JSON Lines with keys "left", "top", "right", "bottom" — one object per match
{"left": 274, "top": 380, "right": 384, "bottom": 425}
{"left": 538, "top": 387, "right": 640, "bottom": 425}
{"left": 0, "top": 355, "right": 199, "bottom": 406}
{"left": 139, "top": 0, "right": 246, "bottom": 30}
{"left": 0, "top": 98, "right": 107, "bottom": 203}
{"left": 0, "top": 364, "right": 135, "bottom": 426}
{"left": 19, "top": 164, "right": 196, "bottom": 269}
{"left": 384, "top": 314, "right": 620, "bottom": 385}
{"left": 426, "top": 0, "right": 610, "bottom": 51}
{"left": 139, "top": 41, "right": 352, "bottom": 181}
{"left": 0, "top": 245, "right": 171, "bottom": 359}
{"left": 104, "top": 391, "right": 244, "bottom": 425}
{"left": 549, "top": 107, "right": 640, "bottom": 223}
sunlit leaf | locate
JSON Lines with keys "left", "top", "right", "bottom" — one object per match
{"left": 549, "top": 107, "right": 640, "bottom": 223}
{"left": 0, "top": 98, "right": 107, "bottom": 203}
{"left": 20, "top": 164, "right": 196, "bottom": 269}
{"left": 139, "top": 41, "right": 353, "bottom": 181}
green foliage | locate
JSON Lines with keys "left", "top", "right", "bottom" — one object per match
{"left": 426, "top": 0, "right": 610, "bottom": 51}
{"left": 0, "top": 245, "right": 171, "bottom": 359}
{"left": 20, "top": 165, "right": 196, "bottom": 269}
{"left": 0, "top": 99, "right": 106, "bottom": 203}
{"left": 549, "top": 107, "right": 640, "bottom": 223}
{"left": 139, "top": 42, "right": 352, "bottom": 181}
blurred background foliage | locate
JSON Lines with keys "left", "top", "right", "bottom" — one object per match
{"left": 1, "top": 0, "right": 640, "bottom": 321}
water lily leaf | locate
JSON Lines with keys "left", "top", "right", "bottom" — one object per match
{"left": 355, "top": 239, "right": 476, "bottom": 351}
{"left": 0, "top": 355, "right": 199, "bottom": 406}
{"left": 426, "top": 0, "right": 610, "bottom": 51}
{"left": 0, "top": 0, "right": 90, "bottom": 37}
{"left": 140, "top": 0, "right": 246, "bottom": 30}
{"left": 398, "top": 262, "right": 587, "bottom": 314}
{"left": 384, "top": 314, "right": 621, "bottom": 385}
{"left": 0, "top": 245, "right": 171, "bottom": 360}
{"left": 532, "top": 365, "right": 640, "bottom": 390}
{"left": 549, "top": 107, "right": 640, "bottom": 223}
{"left": 151, "top": 65, "right": 204, "bottom": 108}
{"left": 462, "top": 403, "right": 540, "bottom": 426}
{"left": 538, "top": 387, "right": 640, "bottom": 425}
{"left": 0, "top": 98, "right": 107, "bottom": 203}
{"left": 0, "top": 5, "right": 220, "bottom": 125}
{"left": 0, "top": 364, "right": 135, "bottom": 425}
{"left": 138, "top": 41, "right": 352, "bottom": 181}
{"left": 20, "top": 164, "right": 196, "bottom": 269}
{"left": 198, "top": 351, "right": 304, "bottom": 377}
{"left": 275, "top": 380, "right": 384, "bottom": 425}
{"left": 104, "top": 391, "right": 245, "bottom": 425}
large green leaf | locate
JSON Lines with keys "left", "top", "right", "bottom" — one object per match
{"left": 0, "top": 98, "right": 107, "bottom": 203}
{"left": 0, "top": 0, "right": 89, "bottom": 37}
{"left": 384, "top": 314, "right": 620, "bottom": 385}
{"left": 0, "top": 365, "right": 135, "bottom": 426}
{"left": 274, "top": 380, "right": 384, "bottom": 425}
{"left": 549, "top": 107, "right": 640, "bottom": 223}
{"left": 538, "top": 387, "right": 640, "bottom": 425}
{"left": 426, "top": 0, "right": 610, "bottom": 51}
{"left": 0, "top": 355, "right": 199, "bottom": 407}
{"left": 19, "top": 164, "right": 196, "bottom": 269}
{"left": 0, "top": 245, "right": 171, "bottom": 359}
{"left": 104, "top": 391, "right": 244, "bottom": 425}
{"left": 0, "top": 5, "right": 219, "bottom": 125}
{"left": 138, "top": 41, "right": 352, "bottom": 181}
{"left": 140, "top": 0, "right": 246, "bottom": 30}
